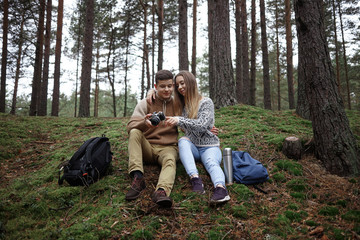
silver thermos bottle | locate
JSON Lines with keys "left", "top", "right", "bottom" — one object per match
{"left": 223, "top": 148, "right": 233, "bottom": 184}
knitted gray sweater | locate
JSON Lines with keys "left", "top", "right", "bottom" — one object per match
{"left": 177, "top": 97, "right": 220, "bottom": 147}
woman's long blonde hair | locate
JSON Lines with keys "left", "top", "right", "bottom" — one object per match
{"left": 173, "top": 71, "right": 202, "bottom": 119}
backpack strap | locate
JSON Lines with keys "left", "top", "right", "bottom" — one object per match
{"left": 252, "top": 185, "right": 268, "bottom": 194}
{"left": 84, "top": 137, "right": 108, "bottom": 163}
{"left": 69, "top": 137, "right": 97, "bottom": 163}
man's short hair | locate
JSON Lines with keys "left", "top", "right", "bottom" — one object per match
{"left": 155, "top": 70, "right": 173, "bottom": 84}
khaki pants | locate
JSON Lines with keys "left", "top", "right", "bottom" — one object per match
{"left": 128, "top": 129, "right": 178, "bottom": 196}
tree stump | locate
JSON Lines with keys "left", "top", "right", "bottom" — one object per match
{"left": 282, "top": 136, "right": 302, "bottom": 160}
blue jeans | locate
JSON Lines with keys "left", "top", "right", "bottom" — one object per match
{"left": 178, "top": 137, "right": 225, "bottom": 187}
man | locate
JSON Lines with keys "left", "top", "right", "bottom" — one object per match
{"left": 125, "top": 69, "right": 178, "bottom": 208}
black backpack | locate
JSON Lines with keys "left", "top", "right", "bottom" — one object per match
{"left": 58, "top": 136, "right": 113, "bottom": 186}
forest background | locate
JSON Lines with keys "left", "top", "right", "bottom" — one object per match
{"left": 0, "top": 0, "right": 360, "bottom": 117}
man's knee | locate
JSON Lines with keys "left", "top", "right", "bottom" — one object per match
{"left": 129, "top": 128, "right": 142, "bottom": 137}
{"left": 161, "top": 154, "right": 177, "bottom": 167}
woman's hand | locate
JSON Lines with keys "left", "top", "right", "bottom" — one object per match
{"left": 165, "top": 117, "right": 179, "bottom": 127}
{"left": 146, "top": 89, "right": 156, "bottom": 105}
{"left": 210, "top": 126, "right": 219, "bottom": 135}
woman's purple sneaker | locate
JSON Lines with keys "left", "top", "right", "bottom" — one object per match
{"left": 190, "top": 177, "right": 205, "bottom": 194}
{"left": 210, "top": 186, "right": 230, "bottom": 203}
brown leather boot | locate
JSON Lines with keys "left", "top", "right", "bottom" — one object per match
{"left": 125, "top": 176, "right": 146, "bottom": 200}
{"left": 151, "top": 189, "right": 172, "bottom": 208}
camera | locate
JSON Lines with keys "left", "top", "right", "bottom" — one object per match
{"left": 149, "top": 111, "right": 166, "bottom": 126}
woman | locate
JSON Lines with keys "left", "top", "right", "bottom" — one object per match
{"left": 165, "top": 70, "right": 230, "bottom": 204}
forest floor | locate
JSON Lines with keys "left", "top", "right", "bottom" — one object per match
{"left": 0, "top": 104, "right": 359, "bottom": 240}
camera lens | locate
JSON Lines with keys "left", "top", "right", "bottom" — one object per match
{"left": 150, "top": 115, "right": 160, "bottom": 126}
{"left": 158, "top": 112, "right": 165, "bottom": 121}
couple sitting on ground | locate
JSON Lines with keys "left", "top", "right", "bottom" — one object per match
{"left": 125, "top": 69, "right": 230, "bottom": 208}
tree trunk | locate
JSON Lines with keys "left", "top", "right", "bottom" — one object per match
{"left": 208, "top": 0, "right": 237, "bottom": 108}
{"left": 30, "top": 0, "right": 46, "bottom": 116}
{"left": 106, "top": 20, "right": 116, "bottom": 117}
{"left": 179, "top": 0, "right": 189, "bottom": 70}
{"left": 74, "top": 0, "right": 83, "bottom": 118}
{"left": 249, "top": 0, "right": 256, "bottom": 106}
{"left": 157, "top": 0, "right": 164, "bottom": 70}
{"left": 79, "top": 0, "right": 95, "bottom": 117}
{"left": 235, "top": 0, "right": 243, "bottom": 103}
{"left": 140, "top": 0, "right": 151, "bottom": 93}
{"left": 11, "top": 10, "right": 25, "bottom": 115}
{"left": 124, "top": 23, "right": 130, "bottom": 117}
{"left": 260, "top": 0, "right": 271, "bottom": 110}
{"left": 191, "top": 0, "right": 197, "bottom": 76}
{"left": 294, "top": 0, "right": 360, "bottom": 176}
{"left": 140, "top": 0, "right": 147, "bottom": 99}
{"left": 51, "top": 0, "right": 63, "bottom": 117}
{"left": 94, "top": 44, "right": 100, "bottom": 118}
{"left": 282, "top": 136, "right": 302, "bottom": 160}
{"left": 338, "top": 1, "right": 351, "bottom": 110}
{"left": 275, "top": 2, "right": 281, "bottom": 111}
{"left": 331, "top": 0, "right": 341, "bottom": 98}
{"left": 0, "top": 0, "right": 9, "bottom": 113}
{"left": 241, "top": 0, "right": 249, "bottom": 105}
{"left": 38, "top": 0, "right": 52, "bottom": 116}
{"left": 285, "top": 0, "right": 295, "bottom": 109}
{"left": 151, "top": 0, "right": 155, "bottom": 87}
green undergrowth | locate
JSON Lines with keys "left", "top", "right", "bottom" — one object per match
{"left": 1, "top": 105, "right": 359, "bottom": 239}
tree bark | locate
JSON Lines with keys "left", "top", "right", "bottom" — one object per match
{"left": 79, "top": 0, "right": 95, "bottom": 117}
{"left": 294, "top": 0, "right": 360, "bottom": 176}
{"left": 11, "top": 9, "right": 25, "bottom": 115}
{"left": 208, "top": 0, "right": 237, "bottom": 108}
{"left": 191, "top": 0, "right": 197, "bottom": 76}
{"left": 38, "top": 0, "right": 52, "bottom": 116}
{"left": 0, "top": 0, "right": 9, "bottom": 113}
{"left": 51, "top": 0, "right": 63, "bottom": 117}
{"left": 235, "top": 0, "right": 243, "bottom": 103}
{"left": 275, "top": 2, "right": 281, "bottom": 110}
{"left": 157, "top": 0, "right": 164, "bottom": 70}
{"left": 282, "top": 136, "right": 302, "bottom": 160}
{"left": 338, "top": 1, "right": 351, "bottom": 110}
{"left": 30, "top": 0, "right": 46, "bottom": 116}
{"left": 241, "top": 0, "right": 250, "bottom": 105}
{"left": 285, "top": 0, "right": 295, "bottom": 109}
{"left": 331, "top": 0, "right": 341, "bottom": 98}
{"left": 179, "top": 0, "right": 189, "bottom": 70}
{"left": 249, "top": 0, "right": 257, "bottom": 106}
{"left": 260, "top": 0, "right": 271, "bottom": 110}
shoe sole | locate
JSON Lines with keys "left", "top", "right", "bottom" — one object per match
{"left": 125, "top": 189, "right": 145, "bottom": 201}
{"left": 193, "top": 189, "right": 206, "bottom": 195}
{"left": 210, "top": 195, "right": 230, "bottom": 204}
{"left": 155, "top": 199, "right": 173, "bottom": 208}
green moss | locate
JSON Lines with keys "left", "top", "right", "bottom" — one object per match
{"left": 275, "top": 160, "right": 303, "bottom": 176}
{"left": 305, "top": 220, "right": 318, "bottom": 226}
{"left": 286, "top": 179, "right": 308, "bottom": 192}
{"left": 231, "top": 205, "right": 248, "bottom": 219}
{"left": 319, "top": 206, "right": 340, "bottom": 216}
{"left": 272, "top": 172, "right": 286, "bottom": 183}
{"left": 342, "top": 210, "right": 360, "bottom": 223}
{"left": 231, "top": 184, "right": 254, "bottom": 201}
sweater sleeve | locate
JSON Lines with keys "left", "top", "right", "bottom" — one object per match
{"left": 126, "top": 99, "right": 149, "bottom": 133}
{"left": 177, "top": 98, "right": 214, "bottom": 133}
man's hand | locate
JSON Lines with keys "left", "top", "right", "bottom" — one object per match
{"left": 144, "top": 113, "right": 158, "bottom": 128}
{"left": 146, "top": 89, "right": 156, "bottom": 105}
{"left": 210, "top": 126, "right": 219, "bottom": 136}
{"left": 165, "top": 117, "right": 179, "bottom": 127}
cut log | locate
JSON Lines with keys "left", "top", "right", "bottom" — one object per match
{"left": 282, "top": 136, "right": 302, "bottom": 160}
